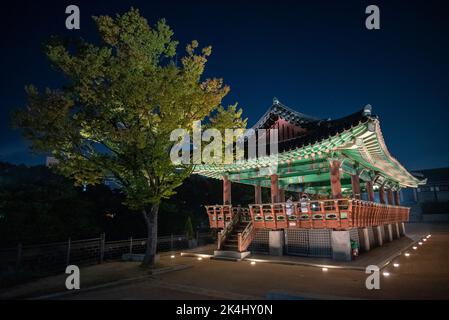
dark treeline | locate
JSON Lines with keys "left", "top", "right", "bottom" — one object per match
{"left": 0, "top": 162, "right": 254, "bottom": 247}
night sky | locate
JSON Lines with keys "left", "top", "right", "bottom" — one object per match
{"left": 1, "top": 0, "right": 448, "bottom": 169}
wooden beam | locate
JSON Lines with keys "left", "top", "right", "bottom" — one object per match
{"left": 387, "top": 189, "right": 394, "bottom": 205}
{"left": 223, "top": 175, "right": 231, "bottom": 205}
{"left": 394, "top": 190, "right": 400, "bottom": 205}
{"left": 270, "top": 174, "right": 279, "bottom": 203}
{"left": 366, "top": 181, "right": 375, "bottom": 202}
{"left": 350, "top": 174, "right": 361, "bottom": 199}
{"left": 254, "top": 182, "right": 262, "bottom": 204}
{"left": 330, "top": 160, "right": 342, "bottom": 198}
{"left": 379, "top": 185, "right": 386, "bottom": 204}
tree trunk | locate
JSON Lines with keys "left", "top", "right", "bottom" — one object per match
{"left": 142, "top": 203, "right": 159, "bottom": 266}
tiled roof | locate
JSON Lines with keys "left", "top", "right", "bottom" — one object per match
{"left": 251, "top": 98, "right": 321, "bottom": 130}
{"left": 253, "top": 98, "right": 374, "bottom": 153}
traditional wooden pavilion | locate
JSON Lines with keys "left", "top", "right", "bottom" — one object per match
{"left": 194, "top": 99, "right": 424, "bottom": 260}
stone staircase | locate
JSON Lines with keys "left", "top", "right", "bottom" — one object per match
{"left": 213, "top": 220, "right": 252, "bottom": 260}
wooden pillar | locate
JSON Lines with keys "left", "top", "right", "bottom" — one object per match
{"left": 330, "top": 160, "right": 342, "bottom": 199}
{"left": 223, "top": 175, "right": 231, "bottom": 205}
{"left": 350, "top": 174, "right": 361, "bottom": 199}
{"left": 254, "top": 182, "right": 262, "bottom": 204}
{"left": 279, "top": 189, "right": 286, "bottom": 203}
{"left": 270, "top": 174, "right": 279, "bottom": 203}
{"left": 379, "top": 185, "right": 386, "bottom": 204}
{"left": 366, "top": 181, "right": 375, "bottom": 202}
{"left": 394, "top": 190, "right": 401, "bottom": 206}
{"left": 387, "top": 189, "right": 394, "bottom": 205}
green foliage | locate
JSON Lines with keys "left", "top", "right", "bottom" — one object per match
{"left": 184, "top": 216, "right": 195, "bottom": 240}
{"left": 12, "top": 8, "right": 246, "bottom": 212}
{"left": 0, "top": 163, "right": 112, "bottom": 245}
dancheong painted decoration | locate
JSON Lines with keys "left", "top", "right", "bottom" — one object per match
{"left": 193, "top": 98, "right": 426, "bottom": 260}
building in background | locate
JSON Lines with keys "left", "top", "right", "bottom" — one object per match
{"left": 402, "top": 167, "right": 449, "bottom": 221}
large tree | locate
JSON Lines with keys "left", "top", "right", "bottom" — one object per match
{"left": 13, "top": 8, "right": 245, "bottom": 265}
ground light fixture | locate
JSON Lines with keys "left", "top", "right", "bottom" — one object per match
{"left": 393, "top": 263, "right": 400, "bottom": 267}
{"left": 405, "top": 252, "right": 410, "bottom": 257}
{"left": 427, "top": 235, "right": 431, "bottom": 238}
{"left": 413, "top": 246, "right": 418, "bottom": 250}
{"left": 423, "top": 239, "right": 427, "bottom": 242}
{"left": 383, "top": 272, "right": 390, "bottom": 277}
{"left": 250, "top": 261, "right": 256, "bottom": 265}
{"left": 197, "top": 257, "right": 203, "bottom": 261}
{"left": 170, "top": 255, "right": 175, "bottom": 259}
{"left": 418, "top": 242, "right": 423, "bottom": 245}
{"left": 322, "top": 267, "right": 328, "bottom": 272}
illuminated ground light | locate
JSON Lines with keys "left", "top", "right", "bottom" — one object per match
{"left": 197, "top": 257, "right": 203, "bottom": 261}
{"left": 393, "top": 263, "right": 400, "bottom": 268}
{"left": 427, "top": 235, "right": 431, "bottom": 238}
{"left": 322, "top": 267, "right": 328, "bottom": 272}
{"left": 413, "top": 246, "right": 418, "bottom": 250}
{"left": 383, "top": 272, "right": 390, "bottom": 277}
{"left": 170, "top": 255, "right": 175, "bottom": 259}
{"left": 405, "top": 252, "right": 410, "bottom": 257}
{"left": 423, "top": 239, "right": 427, "bottom": 242}
{"left": 418, "top": 242, "right": 423, "bottom": 245}
{"left": 250, "top": 261, "right": 256, "bottom": 265}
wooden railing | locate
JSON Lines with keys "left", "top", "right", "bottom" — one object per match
{"left": 206, "top": 200, "right": 409, "bottom": 231}
{"left": 247, "top": 199, "right": 409, "bottom": 230}
{"left": 238, "top": 221, "right": 255, "bottom": 252}
{"left": 217, "top": 211, "right": 240, "bottom": 250}
{"left": 205, "top": 205, "right": 250, "bottom": 229}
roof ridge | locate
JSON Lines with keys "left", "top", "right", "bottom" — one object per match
{"left": 251, "top": 98, "right": 321, "bottom": 129}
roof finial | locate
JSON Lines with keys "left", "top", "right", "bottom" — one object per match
{"left": 273, "top": 97, "right": 280, "bottom": 105}
{"left": 363, "top": 104, "right": 372, "bottom": 116}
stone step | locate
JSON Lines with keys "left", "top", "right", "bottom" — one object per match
{"left": 213, "top": 250, "right": 251, "bottom": 261}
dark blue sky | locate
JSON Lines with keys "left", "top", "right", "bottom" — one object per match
{"left": 1, "top": 0, "right": 448, "bottom": 169}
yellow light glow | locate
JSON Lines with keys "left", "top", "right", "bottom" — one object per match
{"left": 383, "top": 272, "right": 390, "bottom": 277}
{"left": 413, "top": 246, "right": 417, "bottom": 250}
{"left": 405, "top": 253, "right": 410, "bottom": 257}
{"left": 393, "top": 263, "right": 399, "bottom": 267}
{"left": 251, "top": 261, "right": 256, "bottom": 265}
{"left": 197, "top": 257, "right": 203, "bottom": 261}
{"left": 418, "top": 242, "right": 423, "bottom": 245}
{"left": 427, "top": 235, "right": 431, "bottom": 238}
{"left": 423, "top": 239, "right": 427, "bottom": 242}
{"left": 170, "top": 255, "right": 175, "bottom": 259}
{"left": 322, "top": 267, "right": 328, "bottom": 272}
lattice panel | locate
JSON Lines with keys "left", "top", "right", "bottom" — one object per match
{"left": 308, "top": 229, "right": 332, "bottom": 258}
{"left": 285, "top": 229, "right": 309, "bottom": 256}
{"left": 248, "top": 230, "right": 269, "bottom": 253}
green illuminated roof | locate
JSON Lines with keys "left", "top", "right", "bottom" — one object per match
{"left": 194, "top": 100, "right": 424, "bottom": 193}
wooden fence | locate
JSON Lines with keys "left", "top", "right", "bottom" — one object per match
{"left": 0, "top": 232, "right": 215, "bottom": 279}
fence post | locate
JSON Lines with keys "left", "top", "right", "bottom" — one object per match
{"left": 129, "top": 236, "right": 133, "bottom": 254}
{"left": 66, "top": 238, "right": 71, "bottom": 265}
{"left": 99, "top": 233, "right": 105, "bottom": 264}
{"left": 16, "top": 243, "right": 22, "bottom": 272}
{"left": 170, "top": 234, "right": 174, "bottom": 251}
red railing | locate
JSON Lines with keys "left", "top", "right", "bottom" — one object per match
{"left": 206, "top": 200, "right": 409, "bottom": 230}
{"left": 237, "top": 220, "right": 255, "bottom": 252}
{"left": 205, "top": 205, "right": 250, "bottom": 229}
{"left": 247, "top": 199, "right": 409, "bottom": 230}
